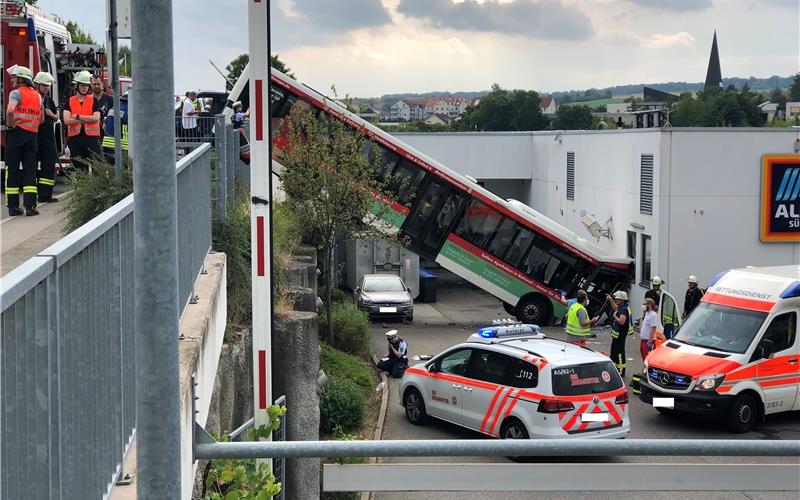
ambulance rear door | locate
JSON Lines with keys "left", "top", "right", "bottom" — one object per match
{"left": 753, "top": 310, "right": 799, "bottom": 413}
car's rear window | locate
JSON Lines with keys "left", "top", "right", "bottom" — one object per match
{"left": 551, "top": 361, "right": 622, "bottom": 396}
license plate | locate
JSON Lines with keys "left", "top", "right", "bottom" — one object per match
{"left": 581, "top": 412, "right": 609, "bottom": 422}
{"left": 653, "top": 397, "right": 674, "bottom": 408}
{"left": 379, "top": 307, "right": 397, "bottom": 313}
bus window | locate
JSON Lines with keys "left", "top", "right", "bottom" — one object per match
{"left": 404, "top": 180, "right": 445, "bottom": 239}
{"left": 362, "top": 139, "right": 399, "bottom": 181}
{"left": 487, "top": 218, "right": 518, "bottom": 260}
{"left": 454, "top": 199, "right": 502, "bottom": 249}
{"left": 423, "top": 192, "right": 465, "bottom": 249}
{"left": 505, "top": 227, "right": 534, "bottom": 267}
{"left": 387, "top": 159, "right": 426, "bottom": 204}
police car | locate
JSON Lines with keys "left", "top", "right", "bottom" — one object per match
{"left": 399, "top": 324, "right": 630, "bottom": 440}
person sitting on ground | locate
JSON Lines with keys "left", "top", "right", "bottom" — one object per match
{"left": 377, "top": 330, "right": 408, "bottom": 378}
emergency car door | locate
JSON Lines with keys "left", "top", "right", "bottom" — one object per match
{"left": 659, "top": 291, "right": 682, "bottom": 340}
{"left": 461, "top": 349, "right": 514, "bottom": 434}
{"left": 754, "top": 311, "right": 799, "bottom": 413}
{"left": 428, "top": 348, "right": 472, "bottom": 424}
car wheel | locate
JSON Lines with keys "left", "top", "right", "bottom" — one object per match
{"left": 403, "top": 388, "right": 428, "bottom": 425}
{"left": 725, "top": 393, "right": 758, "bottom": 433}
{"left": 502, "top": 301, "right": 517, "bottom": 316}
{"left": 515, "top": 295, "right": 549, "bottom": 325}
{"left": 500, "top": 418, "right": 530, "bottom": 462}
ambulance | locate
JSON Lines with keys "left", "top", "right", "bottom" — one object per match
{"left": 639, "top": 265, "right": 800, "bottom": 432}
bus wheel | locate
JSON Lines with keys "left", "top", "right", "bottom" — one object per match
{"left": 516, "top": 296, "right": 549, "bottom": 325}
{"left": 502, "top": 302, "right": 517, "bottom": 316}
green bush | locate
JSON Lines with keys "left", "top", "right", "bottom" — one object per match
{"left": 331, "top": 287, "right": 347, "bottom": 304}
{"left": 320, "top": 343, "right": 372, "bottom": 392}
{"left": 213, "top": 186, "right": 252, "bottom": 328}
{"left": 319, "top": 378, "right": 365, "bottom": 434}
{"left": 62, "top": 155, "right": 133, "bottom": 234}
{"left": 319, "top": 304, "right": 370, "bottom": 359}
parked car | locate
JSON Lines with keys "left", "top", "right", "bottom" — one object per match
{"left": 354, "top": 274, "right": 414, "bottom": 322}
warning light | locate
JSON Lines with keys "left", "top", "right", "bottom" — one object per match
{"left": 17, "top": 28, "right": 27, "bottom": 37}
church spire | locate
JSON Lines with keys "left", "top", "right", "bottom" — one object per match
{"left": 704, "top": 30, "right": 723, "bottom": 90}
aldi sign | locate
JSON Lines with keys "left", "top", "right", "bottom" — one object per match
{"left": 761, "top": 155, "right": 800, "bottom": 242}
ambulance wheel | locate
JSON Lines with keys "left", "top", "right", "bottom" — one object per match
{"left": 403, "top": 388, "right": 428, "bottom": 426}
{"left": 516, "top": 295, "right": 549, "bottom": 325}
{"left": 502, "top": 301, "right": 517, "bottom": 316}
{"left": 725, "top": 393, "right": 758, "bottom": 433}
{"left": 501, "top": 418, "right": 530, "bottom": 462}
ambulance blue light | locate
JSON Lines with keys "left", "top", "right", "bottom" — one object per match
{"left": 479, "top": 327, "right": 497, "bottom": 338}
{"left": 779, "top": 281, "right": 800, "bottom": 299}
{"left": 707, "top": 270, "right": 728, "bottom": 288}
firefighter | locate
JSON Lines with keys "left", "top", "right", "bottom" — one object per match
{"left": 606, "top": 290, "right": 630, "bottom": 377}
{"left": 377, "top": 330, "right": 408, "bottom": 378}
{"left": 63, "top": 71, "right": 102, "bottom": 171}
{"left": 101, "top": 93, "right": 129, "bottom": 165}
{"left": 33, "top": 72, "right": 58, "bottom": 203}
{"left": 645, "top": 275, "right": 664, "bottom": 307}
{"left": 4, "top": 66, "right": 43, "bottom": 216}
{"left": 683, "top": 275, "right": 704, "bottom": 319}
{"left": 564, "top": 290, "right": 599, "bottom": 347}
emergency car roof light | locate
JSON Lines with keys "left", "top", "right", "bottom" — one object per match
{"left": 707, "top": 270, "right": 728, "bottom": 288}
{"left": 472, "top": 324, "right": 543, "bottom": 343}
{"left": 779, "top": 281, "right": 800, "bottom": 299}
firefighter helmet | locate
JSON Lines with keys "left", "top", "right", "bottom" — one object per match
{"left": 33, "top": 71, "right": 54, "bottom": 85}
{"left": 651, "top": 276, "right": 664, "bottom": 286}
{"left": 613, "top": 291, "right": 628, "bottom": 301}
{"left": 12, "top": 66, "right": 33, "bottom": 81}
{"left": 73, "top": 70, "right": 93, "bottom": 85}
{"left": 688, "top": 275, "right": 698, "bottom": 284}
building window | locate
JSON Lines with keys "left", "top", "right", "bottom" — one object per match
{"left": 640, "top": 154, "right": 654, "bottom": 214}
{"left": 566, "top": 152, "right": 575, "bottom": 201}
{"left": 627, "top": 231, "right": 636, "bottom": 260}
{"left": 641, "top": 234, "right": 652, "bottom": 286}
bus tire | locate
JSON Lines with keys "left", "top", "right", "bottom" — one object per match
{"left": 502, "top": 301, "right": 517, "bottom": 316}
{"left": 515, "top": 295, "right": 550, "bottom": 325}
{"left": 725, "top": 392, "right": 759, "bottom": 433}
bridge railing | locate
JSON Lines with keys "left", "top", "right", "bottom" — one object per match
{"left": 0, "top": 143, "right": 212, "bottom": 500}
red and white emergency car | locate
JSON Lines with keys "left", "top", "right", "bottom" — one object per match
{"left": 639, "top": 265, "right": 800, "bottom": 432}
{"left": 399, "top": 324, "right": 630, "bottom": 440}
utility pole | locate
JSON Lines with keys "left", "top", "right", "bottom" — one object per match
{"left": 131, "top": 0, "right": 181, "bottom": 497}
{"left": 109, "top": 0, "right": 122, "bottom": 180}
{"left": 248, "top": 0, "right": 273, "bottom": 436}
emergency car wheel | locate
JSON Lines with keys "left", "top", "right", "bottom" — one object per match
{"left": 516, "top": 296, "right": 549, "bottom": 325}
{"left": 403, "top": 388, "right": 428, "bottom": 425}
{"left": 500, "top": 418, "right": 530, "bottom": 440}
{"left": 725, "top": 393, "right": 758, "bottom": 433}
{"left": 502, "top": 302, "right": 517, "bottom": 316}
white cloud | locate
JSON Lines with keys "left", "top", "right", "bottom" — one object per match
{"left": 644, "top": 32, "right": 696, "bottom": 48}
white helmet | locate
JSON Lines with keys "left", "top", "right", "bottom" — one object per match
{"left": 613, "top": 291, "right": 628, "bottom": 301}
{"left": 385, "top": 330, "right": 398, "bottom": 338}
{"left": 651, "top": 276, "right": 663, "bottom": 286}
{"left": 33, "top": 71, "right": 54, "bottom": 85}
{"left": 688, "top": 275, "right": 698, "bottom": 284}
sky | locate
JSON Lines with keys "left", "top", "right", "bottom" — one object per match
{"left": 45, "top": 0, "right": 799, "bottom": 97}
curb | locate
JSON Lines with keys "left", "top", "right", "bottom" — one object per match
{"left": 360, "top": 368, "right": 389, "bottom": 500}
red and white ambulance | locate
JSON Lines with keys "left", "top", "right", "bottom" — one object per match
{"left": 639, "top": 265, "right": 800, "bottom": 432}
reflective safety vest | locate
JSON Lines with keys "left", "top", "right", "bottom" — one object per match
{"left": 102, "top": 123, "right": 128, "bottom": 151}
{"left": 610, "top": 303, "right": 632, "bottom": 339}
{"left": 565, "top": 302, "right": 591, "bottom": 336}
{"left": 67, "top": 95, "right": 100, "bottom": 137}
{"left": 627, "top": 306, "right": 635, "bottom": 335}
{"left": 13, "top": 86, "right": 43, "bottom": 133}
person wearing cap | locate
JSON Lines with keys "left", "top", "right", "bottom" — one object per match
{"left": 232, "top": 101, "right": 245, "bottom": 129}
{"left": 564, "top": 289, "right": 599, "bottom": 347}
{"left": 683, "top": 275, "right": 704, "bottom": 319}
{"left": 605, "top": 290, "right": 631, "bottom": 377}
{"left": 33, "top": 72, "right": 59, "bottom": 202}
{"left": 4, "top": 65, "right": 43, "bottom": 216}
{"left": 63, "top": 70, "right": 102, "bottom": 171}
{"left": 377, "top": 330, "right": 408, "bottom": 378}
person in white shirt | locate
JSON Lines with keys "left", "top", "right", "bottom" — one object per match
{"left": 181, "top": 90, "right": 198, "bottom": 137}
{"left": 640, "top": 298, "right": 661, "bottom": 362}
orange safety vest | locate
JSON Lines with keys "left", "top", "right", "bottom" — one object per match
{"left": 13, "top": 86, "right": 43, "bottom": 133}
{"left": 67, "top": 95, "right": 100, "bottom": 137}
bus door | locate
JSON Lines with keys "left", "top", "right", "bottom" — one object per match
{"left": 402, "top": 178, "right": 465, "bottom": 259}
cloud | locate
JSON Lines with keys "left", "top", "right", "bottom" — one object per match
{"left": 645, "top": 31, "right": 695, "bottom": 48}
{"left": 626, "top": 0, "right": 712, "bottom": 10}
{"left": 291, "top": 0, "right": 392, "bottom": 32}
{"left": 396, "top": 0, "right": 594, "bottom": 40}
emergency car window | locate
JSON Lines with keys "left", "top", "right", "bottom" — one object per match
{"left": 437, "top": 349, "right": 472, "bottom": 377}
{"left": 761, "top": 312, "right": 797, "bottom": 353}
{"left": 466, "top": 350, "right": 512, "bottom": 385}
{"left": 508, "top": 358, "right": 538, "bottom": 388}
{"left": 551, "top": 361, "right": 622, "bottom": 396}
{"left": 674, "top": 302, "right": 767, "bottom": 354}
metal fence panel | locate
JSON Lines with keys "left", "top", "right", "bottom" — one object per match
{"left": 0, "top": 143, "right": 212, "bottom": 499}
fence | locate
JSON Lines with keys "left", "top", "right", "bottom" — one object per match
{"left": 0, "top": 144, "right": 212, "bottom": 500}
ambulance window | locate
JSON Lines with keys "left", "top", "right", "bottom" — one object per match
{"left": 508, "top": 359, "right": 538, "bottom": 388}
{"left": 467, "top": 350, "right": 512, "bottom": 385}
{"left": 762, "top": 312, "right": 797, "bottom": 353}
{"left": 437, "top": 349, "right": 472, "bottom": 377}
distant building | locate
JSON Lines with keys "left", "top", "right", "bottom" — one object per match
{"left": 759, "top": 102, "right": 779, "bottom": 123}
{"left": 787, "top": 102, "right": 800, "bottom": 122}
{"left": 539, "top": 95, "right": 557, "bottom": 115}
{"left": 424, "top": 113, "right": 450, "bottom": 126}
{"left": 390, "top": 100, "right": 411, "bottom": 121}
{"left": 704, "top": 31, "right": 723, "bottom": 90}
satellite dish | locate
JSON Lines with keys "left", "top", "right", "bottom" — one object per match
{"left": 581, "top": 214, "right": 613, "bottom": 241}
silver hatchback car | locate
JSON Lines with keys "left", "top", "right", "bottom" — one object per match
{"left": 354, "top": 274, "right": 414, "bottom": 322}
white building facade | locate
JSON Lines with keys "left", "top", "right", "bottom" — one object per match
{"left": 395, "top": 129, "right": 800, "bottom": 309}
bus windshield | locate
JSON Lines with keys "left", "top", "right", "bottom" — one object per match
{"left": 674, "top": 302, "right": 767, "bottom": 354}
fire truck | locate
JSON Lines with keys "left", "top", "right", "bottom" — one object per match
{"left": 1, "top": 0, "right": 106, "bottom": 170}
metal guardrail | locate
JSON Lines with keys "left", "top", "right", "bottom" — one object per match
{"left": 0, "top": 144, "right": 212, "bottom": 500}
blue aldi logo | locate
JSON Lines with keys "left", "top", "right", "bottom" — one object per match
{"left": 761, "top": 155, "right": 800, "bottom": 242}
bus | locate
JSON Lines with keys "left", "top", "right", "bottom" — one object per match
{"left": 229, "top": 67, "right": 634, "bottom": 325}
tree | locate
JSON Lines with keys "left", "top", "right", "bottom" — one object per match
{"left": 119, "top": 46, "right": 132, "bottom": 77}
{"left": 65, "top": 21, "right": 96, "bottom": 45}
{"left": 456, "top": 84, "right": 548, "bottom": 131}
{"left": 789, "top": 73, "right": 800, "bottom": 102}
{"left": 769, "top": 88, "right": 787, "bottom": 107}
{"left": 551, "top": 105, "right": 593, "bottom": 130}
{"left": 224, "top": 53, "right": 294, "bottom": 90}
{"left": 278, "top": 104, "right": 393, "bottom": 344}
{"left": 670, "top": 86, "right": 764, "bottom": 127}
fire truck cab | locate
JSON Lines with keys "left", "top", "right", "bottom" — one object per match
{"left": 639, "top": 265, "right": 800, "bottom": 432}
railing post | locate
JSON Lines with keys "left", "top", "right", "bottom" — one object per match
{"left": 215, "top": 115, "right": 228, "bottom": 225}
{"left": 227, "top": 125, "right": 236, "bottom": 196}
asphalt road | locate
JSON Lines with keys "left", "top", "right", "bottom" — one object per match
{"left": 364, "top": 271, "right": 800, "bottom": 499}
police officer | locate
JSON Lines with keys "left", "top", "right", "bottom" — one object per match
{"left": 4, "top": 66, "right": 43, "bottom": 216}
{"left": 33, "top": 72, "right": 58, "bottom": 203}
{"left": 564, "top": 290, "right": 599, "bottom": 347}
{"left": 377, "top": 330, "right": 408, "bottom": 378}
{"left": 605, "top": 290, "right": 630, "bottom": 377}
{"left": 683, "top": 275, "right": 704, "bottom": 319}
{"left": 63, "top": 71, "right": 102, "bottom": 171}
